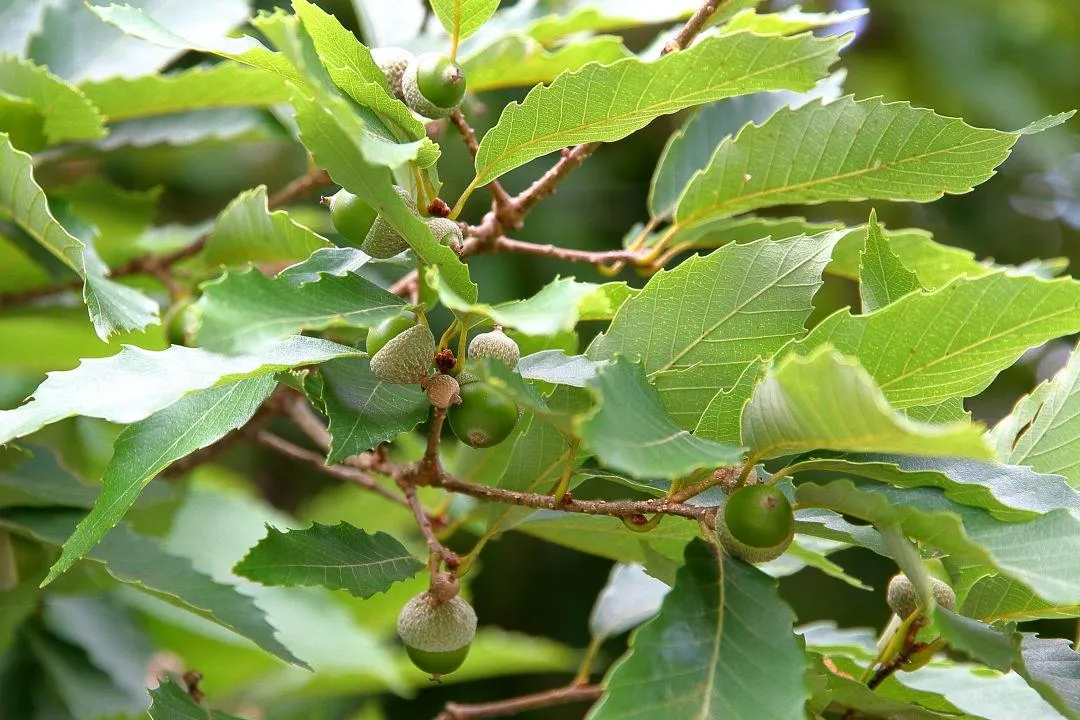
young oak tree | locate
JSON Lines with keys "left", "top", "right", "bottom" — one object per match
{"left": 0, "top": 0, "right": 1078, "bottom": 718}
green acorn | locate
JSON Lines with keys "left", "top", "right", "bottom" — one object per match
{"left": 886, "top": 574, "right": 956, "bottom": 619}
{"left": 164, "top": 296, "right": 199, "bottom": 347}
{"left": 362, "top": 186, "right": 418, "bottom": 259}
{"left": 370, "top": 323, "right": 435, "bottom": 385}
{"left": 372, "top": 47, "right": 414, "bottom": 100}
{"left": 329, "top": 189, "right": 377, "bottom": 246}
{"left": 426, "top": 217, "right": 464, "bottom": 254}
{"left": 467, "top": 326, "right": 520, "bottom": 369}
{"left": 716, "top": 485, "right": 794, "bottom": 564}
{"left": 403, "top": 53, "right": 467, "bottom": 119}
{"left": 397, "top": 591, "right": 477, "bottom": 678}
{"left": 447, "top": 381, "right": 518, "bottom": 448}
{"left": 366, "top": 312, "right": 417, "bottom": 357}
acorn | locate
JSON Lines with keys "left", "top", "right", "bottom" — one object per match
{"left": 426, "top": 217, "right": 464, "bottom": 254}
{"left": 366, "top": 312, "right": 417, "bottom": 357}
{"left": 402, "top": 53, "right": 467, "bottom": 119}
{"left": 370, "top": 323, "right": 435, "bottom": 385}
{"left": 468, "top": 327, "right": 520, "bottom": 369}
{"left": 397, "top": 591, "right": 477, "bottom": 677}
{"left": 447, "top": 381, "right": 518, "bottom": 448}
{"left": 425, "top": 374, "right": 461, "bottom": 409}
{"left": 886, "top": 574, "right": 956, "bottom": 619}
{"left": 362, "top": 186, "right": 418, "bottom": 259}
{"left": 716, "top": 485, "right": 794, "bottom": 564}
{"left": 329, "top": 188, "right": 378, "bottom": 246}
{"left": 372, "top": 46, "right": 414, "bottom": 100}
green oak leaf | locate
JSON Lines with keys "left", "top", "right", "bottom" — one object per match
{"left": 0, "top": 133, "right": 159, "bottom": 340}
{"left": 789, "top": 455, "right": 1080, "bottom": 522}
{"left": 233, "top": 523, "right": 423, "bottom": 598}
{"left": 0, "top": 336, "right": 357, "bottom": 445}
{"left": 962, "top": 575, "right": 1080, "bottom": 623}
{"left": 859, "top": 208, "right": 924, "bottom": 311}
{"left": 80, "top": 62, "right": 290, "bottom": 122}
{"left": 992, "top": 339, "right": 1080, "bottom": 486}
{"left": 0, "top": 56, "right": 105, "bottom": 146}
{"left": 193, "top": 265, "right": 405, "bottom": 352}
{"left": 794, "top": 271, "right": 1080, "bottom": 410}
{"left": 462, "top": 34, "right": 630, "bottom": 92}
{"left": 0, "top": 509, "right": 304, "bottom": 668}
{"left": 431, "top": 0, "right": 500, "bottom": 42}
{"left": 742, "top": 347, "right": 991, "bottom": 460}
{"left": 932, "top": 607, "right": 1019, "bottom": 672}
{"left": 471, "top": 31, "right": 846, "bottom": 188}
{"left": 313, "top": 357, "right": 429, "bottom": 463}
{"left": 587, "top": 539, "right": 808, "bottom": 720}
{"left": 1014, "top": 634, "right": 1080, "bottom": 720}
{"left": 42, "top": 377, "right": 276, "bottom": 586}
{"left": 674, "top": 97, "right": 1073, "bottom": 228}
{"left": 201, "top": 185, "right": 332, "bottom": 267}
{"left": 431, "top": 270, "right": 634, "bottom": 336}
{"left": 588, "top": 232, "right": 840, "bottom": 429}
{"left": 578, "top": 358, "right": 743, "bottom": 481}
{"left": 796, "top": 479, "right": 1080, "bottom": 605}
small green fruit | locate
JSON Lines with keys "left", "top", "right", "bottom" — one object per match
{"left": 372, "top": 46, "right": 414, "bottom": 100}
{"left": 724, "top": 484, "right": 794, "bottom": 548}
{"left": 329, "top": 189, "right": 377, "bottom": 246}
{"left": 397, "top": 592, "right": 477, "bottom": 677}
{"left": 426, "top": 217, "right": 464, "bottom": 254}
{"left": 362, "top": 186, "right": 418, "bottom": 259}
{"left": 448, "top": 382, "right": 518, "bottom": 448}
{"left": 366, "top": 312, "right": 416, "bottom": 357}
{"left": 370, "top": 323, "right": 435, "bottom": 385}
{"left": 716, "top": 486, "right": 794, "bottom": 564}
{"left": 886, "top": 574, "right": 956, "bottom": 619}
{"left": 164, "top": 296, "right": 199, "bottom": 347}
{"left": 468, "top": 327, "right": 520, "bottom": 368}
{"left": 403, "top": 53, "right": 466, "bottom": 118}
{"left": 425, "top": 374, "right": 461, "bottom": 409}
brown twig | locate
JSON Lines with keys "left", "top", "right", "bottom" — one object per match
{"left": 437, "top": 683, "right": 602, "bottom": 719}
{"left": 400, "top": 481, "right": 459, "bottom": 570}
{"left": 390, "top": 270, "right": 419, "bottom": 300}
{"left": 433, "top": 471, "right": 714, "bottom": 522}
{"left": 482, "top": 236, "right": 642, "bottom": 264}
{"left": 662, "top": 0, "right": 726, "bottom": 56}
{"left": 448, "top": 109, "right": 515, "bottom": 227}
{"left": 280, "top": 393, "right": 332, "bottom": 451}
{"left": 253, "top": 430, "right": 408, "bottom": 509}
{"left": 509, "top": 143, "right": 600, "bottom": 221}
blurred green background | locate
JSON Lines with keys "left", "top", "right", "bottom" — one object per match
{"left": 5, "top": 0, "right": 1080, "bottom": 718}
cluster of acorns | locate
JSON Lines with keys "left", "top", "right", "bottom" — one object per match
{"left": 377, "top": 322, "right": 521, "bottom": 677}
{"left": 326, "top": 48, "right": 468, "bottom": 259}
{"left": 367, "top": 313, "right": 522, "bottom": 449}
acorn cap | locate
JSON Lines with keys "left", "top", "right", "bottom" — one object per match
{"left": 370, "top": 323, "right": 435, "bottom": 385}
{"left": 717, "top": 513, "right": 793, "bottom": 563}
{"left": 425, "top": 374, "right": 461, "bottom": 409}
{"left": 397, "top": 592, "right": 477, "bottom": 653}
{"left": 468, "top": 327, "right": 520, "bottom": 369}
{"left": 371, "top": 46, "right": 414, "bottom": 100}
{"left": 361, "top": 186, "right": 418, "bottom": 259}
{"left": 886, "top": 574, "right": 955, "bottom": 619}
{"left": 426, "top": 217, "right": 464, "bottom": 254}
